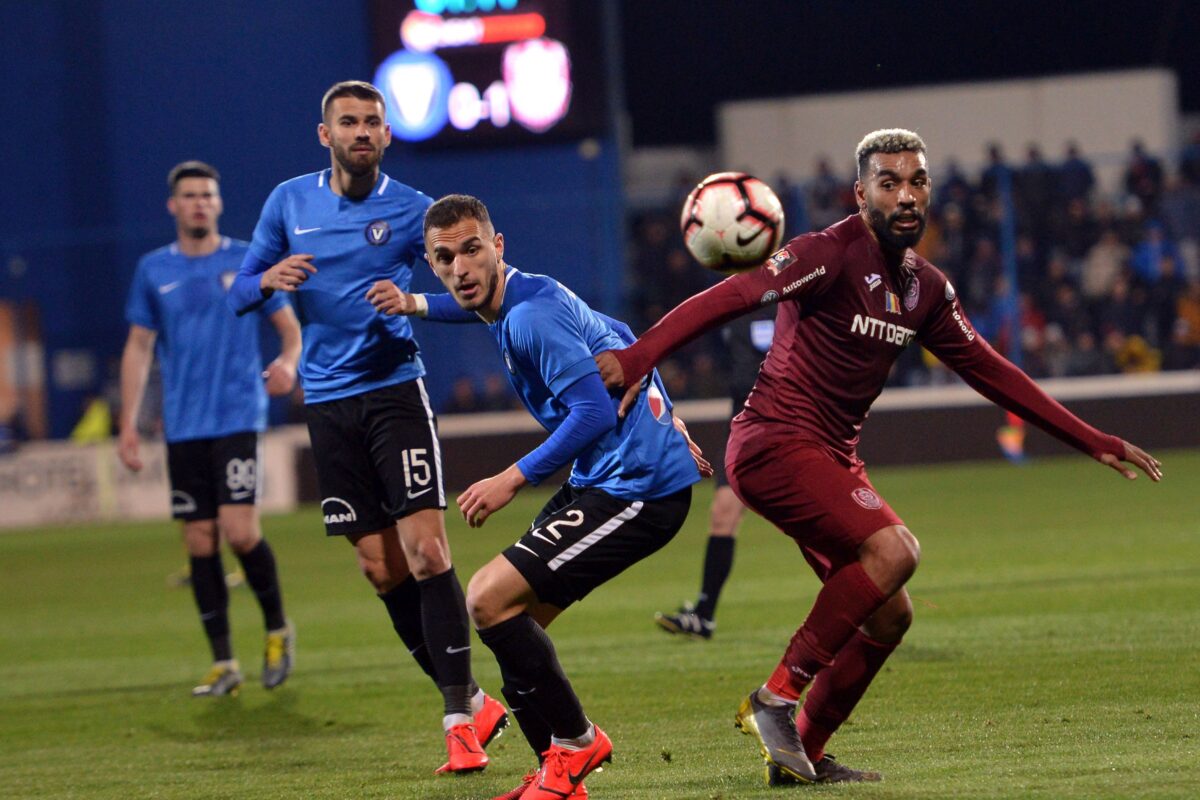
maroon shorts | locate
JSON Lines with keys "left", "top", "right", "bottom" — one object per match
{"left": 726, "top": 424, "right": 903, "bottom": 581}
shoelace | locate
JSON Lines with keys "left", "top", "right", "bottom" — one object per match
{"left": 540, "top": 747, "right": 571, "bottom": 780}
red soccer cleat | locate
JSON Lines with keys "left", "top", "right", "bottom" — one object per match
{"left": 490, "top": 770, "right": 589, "bottom": 800}
{"left": 520, "top": 726, "right": 611, "bottom": 800}
{"left": 434, "top": 722, "right": 489, "bottom": 775}
{"left": 475, "top": 693, "right": 510, "bottom": 748}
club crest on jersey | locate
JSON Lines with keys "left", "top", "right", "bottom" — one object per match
{"left": 904, "top": 277, "right": 920, "bottom": 310}
{"left": 365, "top": 220, "right": 391, "bottom": 246}
{"left": 766, "top": 248, "right": 795, "bottom": 275}
{"left": 851, "top": 487, "right": 883, "bottom": 510}
{"left": 220, "top": 271, "right": 236, "bottom": 291}
{"left": 865, "top": 273, "right": 882, "bottom": 291}
{"left": 884, "top": 290, "right": 901, "bottom": 314}
{"left": 645, "top": 382, "right": 670, "bottom": 424}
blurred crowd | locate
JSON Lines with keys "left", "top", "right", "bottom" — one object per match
{"left": 626, "top": 136, "right": 1200, "bottom": 399}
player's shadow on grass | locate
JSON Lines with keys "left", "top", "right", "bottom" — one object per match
{"left": 146, "top": 690, "right": 366, "bottom": 744}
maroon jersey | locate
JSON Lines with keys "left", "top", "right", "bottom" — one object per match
{"left": 616, "top": 215, "right": 1124, "bottom": 461}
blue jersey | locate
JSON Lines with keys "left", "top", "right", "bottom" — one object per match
{"left": 491, "top": 267, "right": 700, "bottom": 500}
{"left": 239, "top": 169, "right": 432, "bottom": 403}
{"left": 125, "top": 238, "right": 287, "bottom": 443}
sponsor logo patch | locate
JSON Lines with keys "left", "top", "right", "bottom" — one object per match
{"left": 850, "top": 314, "right": 916, "bottom": 347}
{"left": 782, "top": 265, "right": 826, "bottom": 297}
{"left": 171, "top": 490, "right": 197, "bottom": 515}
{"left": 904, "top": 277, "right": 920, "bottom": 310}
{"left": 365, "top": 220, "right": 391, "bottom": 246}
{"left": 851, "top": 487, "right": 883, "bottom": 510}
{"left": 322, "top": 497, "right": 358, "bottom": 525}
{"left": 503, "top": 350, "right": 516, "bottom": 374}
{"left": 765, "top": 248, "right": 795, "bottom": 275}
{"left": 945, "top": 281, "right": 956, "bottom": 302}
{"left": 760, "top": 290, "right": 780, "bottom": 305}
{"left": 865, "top": 273, "right": 882, "bottom": 291}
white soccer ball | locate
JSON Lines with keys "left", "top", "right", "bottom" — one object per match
{"left": 679, "top": 172, "right": 786, "bottom": 273}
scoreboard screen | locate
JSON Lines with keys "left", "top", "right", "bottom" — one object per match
{"left": 368, "top": 0, "right": 608, "bottom": 147}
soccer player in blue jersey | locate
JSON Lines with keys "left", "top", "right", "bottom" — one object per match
{"left": 227, "top": 82, "right": 505, "bottom": 772}
{"left": 119, "top": 161, "right": 301, "bottom": 697}
{"left": 373, "top": 194, "right": 709, "bottom": 800}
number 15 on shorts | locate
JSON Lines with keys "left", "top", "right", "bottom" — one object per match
{"left": 402, "top": 448, "right": 432, "bottom": 495}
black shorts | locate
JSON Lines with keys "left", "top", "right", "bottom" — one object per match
{"left": 166, "top": 431, "right": 261, "bottom": 521}
{"left": 502, "top": 484, "right": 693, "bottom": 609}
{"left": 305, "top": 379, "right": 447, "bottom": 536}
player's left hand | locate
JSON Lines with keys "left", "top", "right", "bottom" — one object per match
{"left": 1099, "top": 440, "right": 1163, "bottom": 482}
{"left": 262, "top": 358, "right": 297, "bottom": 397}
{"left": 673, "top": 414, "right": 714, "bottom": 478}
{"left": 458, "top": 464, "right": 528, "bottom": 528}
{"left": 366, "top": 280, "right": 420, "bottom": 315}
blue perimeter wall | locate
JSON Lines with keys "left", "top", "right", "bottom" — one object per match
{"left": 0, "top": 0, "right": 624, "bottom": 437}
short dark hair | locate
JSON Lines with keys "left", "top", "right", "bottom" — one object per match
{"left": 321, "top": 80, "right": 386, "bottom": 120}
{"left": 167, "top": 160, "right": 219, "bottom": 193}
{"left": 424, "top": 194, "right": 493, "bottom": 238}
{"left": 855, "top": 129, "right": 927, "bottom": 179}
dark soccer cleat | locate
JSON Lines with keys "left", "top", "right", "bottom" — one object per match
{"left": 261, "top": 622, "right": 295, "bottom": 689}
{"left": 653, "top": 603, "right": 714, "bottom": 640}
{"left": 191, "top": 661, "right": 242, "bottom": 697}
{"left": 435, "top": 723, "right": 489, "bottom": 775}
{"left": 475, "top": 693, "right": 510, "bottom": 748}
{"left": 814, "top": 754, "right": 883, "bottom": 783}
{"left": 490, "top": 770, "right": 588, "bottom": 800}
{"left": 521, "top": 725, "right": 612, "bottom": 800}
{"left": 734, "top": 690, "right": 816, "bottom": 783}
{"left": 766, "top": 753, "right": 883, "bottom": 784}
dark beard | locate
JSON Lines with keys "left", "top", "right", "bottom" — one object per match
{"left": 333, "top": 143, "right": 380, "bottom": 177}
{"left": 459, "top": 269, "right": 499, "bottom": 312}
{"left": 868, "top": 206, "right": 926, "bottom": 251}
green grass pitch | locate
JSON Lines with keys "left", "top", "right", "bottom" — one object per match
{"left": 1, "top": 450, "right": 1197, "bottom": 799}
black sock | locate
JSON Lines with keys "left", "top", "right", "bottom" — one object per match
{"left": 501, "top": 682, "right": 553, "bottom": 760}
{"left": 190, "top": 554, "right": 232, "bottom": 662}
{"left": 379, "top": 577, "right": 437, "bottom": 681}
{"left": 695, "top": 536, "right": 735, "bottom": 621}
{"left": 235, "top": 539, "right": 286, "bottom": 631}
{"left": 417, "top": 567, "right": 473, "bottom": 716}
{"left": 477, "top": 613, "right": 588, "bottom": 740}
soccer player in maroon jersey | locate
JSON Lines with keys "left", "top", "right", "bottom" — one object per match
{"left": 596, "top": 129, "right": 1162, "bottom": 784}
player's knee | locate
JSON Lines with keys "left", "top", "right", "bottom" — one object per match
{"left": 406, "top": 534, "right": 451, "bottom": 580}
{"left": 356, "top": 552, "right": 393, "bottom": 592}
{"left": 860, "top": 525, "right": 921, "bottom": 592}
{"left": 222, "top": 525, "right": 261, "bottom": 554}
{"left": 183, "top": 521, "right": 218, "bottom": 556}
{"left": 863, "top": 591, "right": 913, "bottom": 642}
{"left": 465, "top": 568, "right": 502, "bottom": 628}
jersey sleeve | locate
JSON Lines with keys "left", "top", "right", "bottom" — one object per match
{"left": 508, "top": 300, "right": 599, "bottom": 396}
{"left": 247, "top": 184, "right": 289, "bottom": 264}
{"left": 919, "top": 275, "right": 1125, "bottom": 460}
{"left": 613, "top": 231, "right": 841, "bottom": 384}
{"left": 124, "top": 257, "right": 159, "bottom": 331}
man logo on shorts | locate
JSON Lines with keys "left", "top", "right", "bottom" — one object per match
{"left": 172, "top": 490, "right": 198, "bottom": 515}
{"left": 851, "top": 487, "right": 883, "bottom": 510}
{"left": 322, "top": 496, "right": 358, "bottom": 524}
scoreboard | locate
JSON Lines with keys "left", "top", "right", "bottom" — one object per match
{"left": 369, "top": 0, "right": 608, "bottom": 146}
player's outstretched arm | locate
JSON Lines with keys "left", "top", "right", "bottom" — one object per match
{"left": 1099, "top": 440, "right": 1163, "bottom": 482}
{"left": 594, "top": 350, "right": 643, "bottom": 417}
{"left": 366, "top": 280, "right": 422, "bottom": 315}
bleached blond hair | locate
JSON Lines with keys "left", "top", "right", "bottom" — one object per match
{"left": 855, "top": 129, "right": 927, "bottom": 178}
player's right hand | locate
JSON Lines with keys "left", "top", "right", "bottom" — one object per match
{"left": 260, "top": 254, "right": 316, "bottom": 293}
{"left": 366, "top": 280, "right": 419, "bottom": 315}
{"left": 1099, "top": 440, "right": 1163, "bottom": 482}
{"left": 117, "top": 429, "right": 142, "bottom": 472}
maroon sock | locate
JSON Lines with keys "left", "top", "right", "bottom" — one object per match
{"left": 765, "top": 563, "right": 887, "bottom": 701}
{"left": 797, "top": 632, "right": 899, "bottom": 761}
